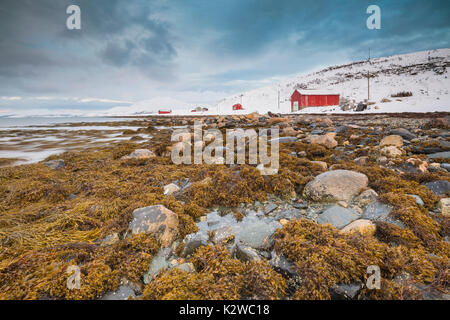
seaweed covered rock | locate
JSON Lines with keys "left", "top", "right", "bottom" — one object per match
{"left": 121, "top": 149, "right": 155, "bottom": 160}
{"left": 129, "top": 205, "right": 179, "bottom": 247}
{"left": 303, "top": 170, "right": 368, "bottom": 202}
{"left": 44, "top": 159, "right": 65, "bottom": 169}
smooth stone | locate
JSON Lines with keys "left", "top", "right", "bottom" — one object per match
{"left": 330, "top": 283, "right": 362, "bottom": 300}
{"left": 428, "top": 151, "right": 450, "bottom": 160}
{"left": 316, "top": 205, "right": 360, "bottom": 229}
{"left": 303, "top": 170, "right": 368, "bottom": 202}
{"left": 234, "top": 244, "right": 261, "bottom": 262}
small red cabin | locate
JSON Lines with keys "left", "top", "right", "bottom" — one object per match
{"left": 291, "top": 90, "right": 340, "bottom": 112}
{"left": 232, "top": 103, "right": 243, "bottom": 111}
{"left": 158, "top": 109, "right": 172, "bottom": 114}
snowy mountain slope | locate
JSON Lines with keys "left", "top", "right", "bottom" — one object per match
{"left": 216, "top": 48, "right": 450, "bottom": 114}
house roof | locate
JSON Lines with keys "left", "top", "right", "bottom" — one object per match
{"left": 294, "top": 89, "right": 339, "bottom": 95}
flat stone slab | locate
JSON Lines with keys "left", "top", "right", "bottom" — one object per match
{"left": 316, "top": 205, "right": 359, "bottom": 229}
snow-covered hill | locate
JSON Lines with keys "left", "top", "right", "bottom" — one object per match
{"left": 216, "top": 48, "right": 450, "bottom": 114}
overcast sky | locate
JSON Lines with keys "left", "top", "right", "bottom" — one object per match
{"left": 0, "top": 0, "right": 449, "bottom": 115}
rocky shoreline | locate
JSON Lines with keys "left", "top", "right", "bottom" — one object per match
{"left": 0, "top": 112, "right": 449, "bottom": 300}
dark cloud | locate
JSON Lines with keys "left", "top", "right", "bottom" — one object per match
{"left": 0, "top": 0, "right": 448, "bottom": 102}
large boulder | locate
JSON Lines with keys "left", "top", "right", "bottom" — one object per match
{"left": 316, "top": 205, "right": 360, "bottom": 229}
{"left": 129, "top": 205, "right": 178, "bottom": 247}
{"left": 303, "top": 170, "right": 369, "bottom": 202}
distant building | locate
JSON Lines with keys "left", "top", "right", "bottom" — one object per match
{"left": 232, "top": 103, "right": 243, "bottom": 110}
{"left": 291, "top": 90, "right": 340, "bottom": 111}
{"left": 158, "top": 109, "right": 172, "bottom": 114}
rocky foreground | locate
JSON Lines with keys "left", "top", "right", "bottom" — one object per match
{"left": 0, "top": 112, "right": 449, "bottom": 300}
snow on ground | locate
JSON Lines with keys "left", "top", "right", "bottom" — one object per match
{"left": 214, "top": 48, "right": 450, "bottom": 115}
{"left": 148, "top": 48, "right": 449, "bottom": 116}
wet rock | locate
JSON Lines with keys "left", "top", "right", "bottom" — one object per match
{"left": 441, "top": 163, "right": 450, "bottom": 172}
{"left": 44, "top": 159, "right": 65, "bottom": 169}
{"left": 129, "top": 205, "right": 179, "bottom": 247}
{"left": 317, "top": 205, "right": 359, "bottom": 229}
{"left": 269, "top": 136, "right": 298, "bottom": 143}
{"left": 428, "top": 151, "right": 450, "bottom": 160}
{"left": 237, "top": 219, "right": 280, "bottom": 249}
{"left": 389, "top": 128, "right": 416, "bottom": 141}
{"left": 330, "top": 283, "right": 362, "bottom": 300}
{"left": 101, "top": 285, "right": 136, "bottom": 300}
{"left": 340, "top": 219, "right": 376, "bottom": 236}
{"left": 264, "top": 202, "right": 278, "bottom": 214}
{"left": 423, "top": 180, "right": 450, "bottom": 196}
{"left": 304, "top": 133, "right": 338, "bottom": 149}
{"left": 211, "top": 226, "right": 235, "bottom": 244}
{"left": 182, "top": 233, "right": 208, "bottom": 257}
{"left": 143, "top": 253, "right": 170, "bottom": 284}
{"left": 303, "top": 170, "right": 369, "bottom": 202}
{"left": 234, "top": 244, "right": 261, "bottom": 262}
{"left": 438, "top": 198, "right": 450, "bottom": 216}
{"left": 270, "top": 251, "right": 297, "bottom": 278}
{"left": 121, "top": 149, "right": 155, "bottom": 160}
{"left": 362, "top": 201, "right": 404, "bottom": 228}
{"left": 275, "top": 209, "right": 302, "bottom": 220}
{"left": 163, "top": 183, "right": 180, "bottom": 195}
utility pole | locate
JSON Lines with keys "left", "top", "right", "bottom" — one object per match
{"left": 368, "top": 48, "right": 371, "bottom": 100}
{"left": 277, "top": 87, "right": 280, "bottom": 110}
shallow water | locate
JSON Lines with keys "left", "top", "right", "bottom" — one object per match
{"left": 0, "top": 117, "right": 151, "bottom": 165}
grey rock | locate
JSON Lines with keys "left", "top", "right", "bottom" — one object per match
{"left": 269, "top": 136, "right": 298, "bottom": 143}
{"left": 143, "top": 253, "right": 170, "bottom": 284}
{"left": 316, "top": 205, "right": 359, "bottom": 229}
{"left": 211, "top": 226, "right": 234, "bottom": 244}
{"left": 270, "top": 251, "right": 297, "bottom": 278}
{"left": 428, "top": 151, "right": 450, "bottom": 160}
{"left": 362, "top": 201, "right": 405, "bottom": 228}
{"left": 44, "top": 159, "right": 65, "bottom": 169}
{"left": 423, "top": 180, "right": 450, "bottom": 195}
{"left": 264, "top": 203, "right": 278, "bottom": 214}
{"left": 390, "top": 128, "right": 416, "bottom": 140}
{"left": 182, "top": 233, "right": 208, "bottom": 257}
{"left": 330, "top": 283, "right": 362, "bottom": 300}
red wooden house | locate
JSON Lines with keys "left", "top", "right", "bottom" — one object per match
{"left": 232, "top": 103, "right": 243, "bottom": 110}
{"left": 291, "top": 90, "right": 340, "bottom": 112}
{"left": 158, "top": 109, "right": 172, "bottom": 114}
